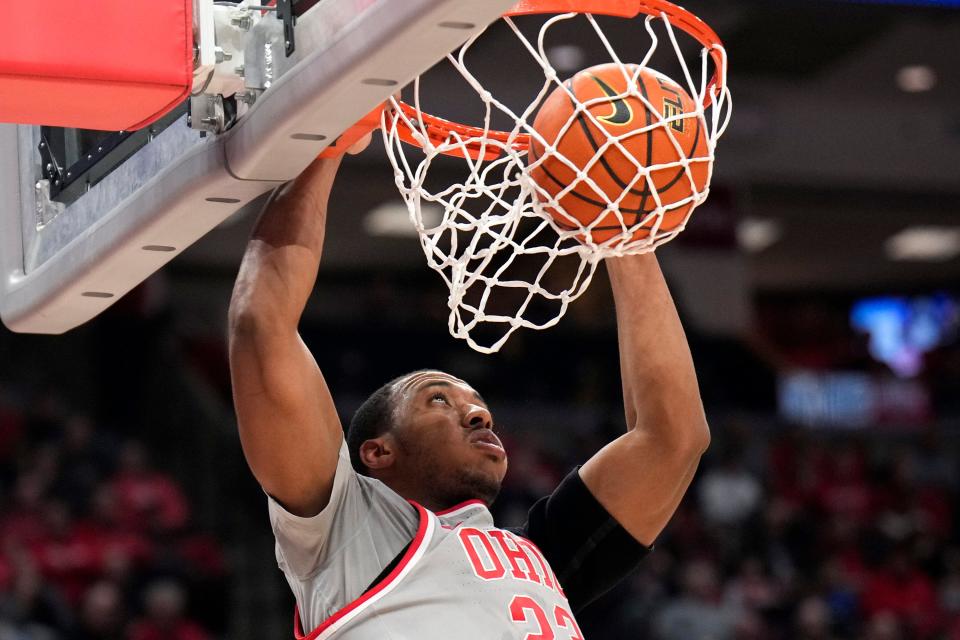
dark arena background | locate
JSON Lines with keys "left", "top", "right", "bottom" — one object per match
{"left": 2, "top": 1, "right": 960, "bottom": 639}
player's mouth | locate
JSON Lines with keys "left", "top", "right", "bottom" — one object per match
{"left": 470, "top": 430, "right": 506, "bottom": 459}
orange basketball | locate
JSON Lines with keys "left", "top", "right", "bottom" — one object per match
{"left": 528, "top": 63, "right": 711, "bottom": 244}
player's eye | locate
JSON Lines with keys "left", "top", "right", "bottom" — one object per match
{"left": 430, "top": 392, "right": 449, "bottom": 405}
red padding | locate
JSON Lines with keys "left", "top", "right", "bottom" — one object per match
{"left": 0, "top": 1, "right": 193, "bottom": 131}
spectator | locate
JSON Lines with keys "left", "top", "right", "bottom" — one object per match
{"left": 862, "top": 549, "right": 941, "bottom": 638}
{"left": 816, "top": 444, "right": 873, "bottom": 528}
{"left": 906, "top": 431, "right": 958, "bottom": 490}
{"left": 820, "top": 556, "right": 861, "bottom": 635}
{"left": 1, "top": 472, "right": 50, "bottom": 548}
{"left": 724, "top": 556, "right": 783, "bottom": 615}
{"left": 654, "top": 559, "right": 739, "bottom": 640}
{"left": 862, "top": 612, "right": 903, "bottom": 640}
{"left": 767, "top": 431, "right": 825, "bottom": 509}
{"left": 79, "top": 485, "right": 154, "bottom": 584}
{"left": 109, "top": 442, "right": 189, "bottom": 535}
{"left": 795, "top": 596, "right": 836, "bottom": 640}
{"left": 698, "top": 448, "right": 763, "bottom": 527}
{"left": 30, "top": 501, "right": 101, "bottom": 605}
{"left": 875, "top": 456, "right": 952, "bottom": 542}
{"left": 72, "top": 581, "right": 126, "bottom": 640}
{"left": 54, "top": 416, "right": 115, "bottom": 514}
{"left": 940, "top": 549, "right": 960, "bottom": 617}
{"left": 128, "top": 580, "right": 208, "bottom": 640}
{"left": 0, "top": 558, "right": 72, "bottom": 638}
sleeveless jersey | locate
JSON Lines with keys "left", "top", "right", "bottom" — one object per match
{"left": 294, "top": 501, "right": 585, "bottom": 640}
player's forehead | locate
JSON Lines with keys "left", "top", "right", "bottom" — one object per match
{"left": 393, "top": 370, "right": 477, "bottom": 399}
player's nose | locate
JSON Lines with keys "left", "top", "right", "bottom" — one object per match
{"left": 462, "top": 404, "right": 493, "bottom": 431}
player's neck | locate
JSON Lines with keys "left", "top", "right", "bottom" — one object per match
{"left": 376, "top": 474, "right": 441, "bottom": 511}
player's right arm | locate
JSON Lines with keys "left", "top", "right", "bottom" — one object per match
{"left": 228, "top": 155, "right": 346, "bottom": 518}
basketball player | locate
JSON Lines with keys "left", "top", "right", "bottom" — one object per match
{"left": 228, "top": 135, "right": 710, "bottom": 639}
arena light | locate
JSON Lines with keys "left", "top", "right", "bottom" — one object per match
{"left": 736, "top": 218, "right": 782, "bottom": 253}
{"left": 546, "top": 45, "right": 586, "bottom": 73}
{"left": 363, "top": 202, "right": 441, "bottom": 238}
{"left": 885, "top": 226, "right": 960, "bottom": 261}
{"left": 896, "top": 65, "right": 937, "bottom": 93}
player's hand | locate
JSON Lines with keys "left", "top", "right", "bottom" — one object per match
{"left": 346, "top": 131, "right": 373, "bottom": 155}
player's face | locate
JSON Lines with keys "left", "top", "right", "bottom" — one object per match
{"left": 390, "top": 371, "right": 508, "bottom": 508}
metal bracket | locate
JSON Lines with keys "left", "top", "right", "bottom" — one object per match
{"left": 37, "top": 135, "right": 63, "bottom": 195}
{"left": 189, "top": 94, "right": 226, "bottom": 133}
{"left": 40, "top": 130, "right": 135, "bottom": 200}
{"left": 277, "top": 0, "right": 296, "bottom": 56}
{"left": 34, "top": 179, "right": 66, "bottom": 227}
{"left": 276, "top": 0, "right": 324, "bottom": 57}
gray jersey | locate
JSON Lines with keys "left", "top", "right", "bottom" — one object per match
{"left": 269, "top": 439, "right": 585, "bottom": 640}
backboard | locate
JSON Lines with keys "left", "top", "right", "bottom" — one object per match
{"left": 0, "top": 0, "right": 517, "bottom": 333}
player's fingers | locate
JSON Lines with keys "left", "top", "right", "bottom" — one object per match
{"left": 346, "top": 131, "right": 373, "bottom": 155}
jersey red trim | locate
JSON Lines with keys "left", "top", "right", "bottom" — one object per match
{"left": 294, "top": 502, "right": 431, "bottom": 640}
{"left": 435, "top": 499, "right": 486, "bottom": 516}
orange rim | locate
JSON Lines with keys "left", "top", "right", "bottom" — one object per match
{"left": 393, "top": 0, "right": 726, "bottom": 160}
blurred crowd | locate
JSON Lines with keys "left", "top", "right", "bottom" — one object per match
{"left": 0, "top": 396, "right": 227, "bottom": 640}
{"left": 496, "top": 426, "right": 960, "bottom": 640}
{"left": 5, "top": 383, "right": 960, "bottom": 640}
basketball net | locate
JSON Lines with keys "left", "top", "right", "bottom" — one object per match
{"left": 382, "top": 4, "right": 732, "bottom": 353}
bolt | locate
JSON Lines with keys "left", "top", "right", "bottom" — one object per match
{"left": 231, "top": 12, "right": 253, "bottom": 30}
{"left": 215, "top": 47, "right": 233, "bottom": 64}
{"left": 235, "top": 64, "right": 245, "bottom": 76}
{"left": 45, "top": 162, "right": 53, "bottom": 172}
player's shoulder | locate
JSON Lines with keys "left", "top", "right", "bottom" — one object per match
{"left": 353, "top": 471, "right": 419, "bottom": 520}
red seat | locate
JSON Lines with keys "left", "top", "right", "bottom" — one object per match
{"left": 0, "top": 1, "right": 193, "bottom": 131}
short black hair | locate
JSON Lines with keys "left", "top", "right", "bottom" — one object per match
{"left": 346, "top": 369, "right": 442, "bottom": 475}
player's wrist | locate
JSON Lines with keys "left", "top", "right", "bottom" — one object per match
{"left": 605, "top": 252, "right": 657, "bottom": 276}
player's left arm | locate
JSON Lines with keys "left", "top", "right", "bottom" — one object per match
{"left": 579, "top": 253, "right": 710, "bottom": 547}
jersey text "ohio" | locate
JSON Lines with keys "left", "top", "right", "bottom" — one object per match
{"left": 457, "top": 527, "right": 566, "bottom": 598}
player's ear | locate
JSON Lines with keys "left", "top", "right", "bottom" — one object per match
{"left": 359, "top": 437, "right": 395, "bottom": 471}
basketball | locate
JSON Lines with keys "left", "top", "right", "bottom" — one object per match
{"left": 528, "top": 63, "right": 711, "bottom": 244}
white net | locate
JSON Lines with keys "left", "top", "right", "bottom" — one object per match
{"left": 382, "top": 7, "right": 732, "bottom": 354}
